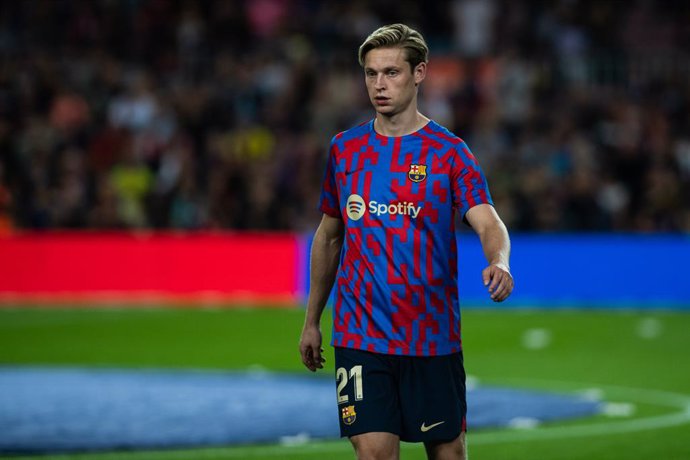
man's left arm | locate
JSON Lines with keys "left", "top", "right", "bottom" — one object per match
{"left": 465, "top": 203, "right": 514, "bottom": 302}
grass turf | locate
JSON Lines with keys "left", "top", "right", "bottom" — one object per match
{"left": 1, "top": 306, "right": 689, "bottom": 459}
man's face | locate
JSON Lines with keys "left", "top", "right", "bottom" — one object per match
{"left": 363, "top": 47, "right": 426, "bottom": 117}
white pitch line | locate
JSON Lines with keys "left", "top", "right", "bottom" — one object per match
{"left": 471, "top": 379, "right": 690, "bottom": 445}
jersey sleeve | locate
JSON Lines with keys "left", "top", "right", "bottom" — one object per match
{"left": 450, "top": 141, "right": 493, "bottom": 219}
{"left": 318, "top": 139, "right": 341, "bottom": 218}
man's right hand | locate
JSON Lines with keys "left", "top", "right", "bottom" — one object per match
{"left": 299, "top": 325, "right": 325, "bottom": 372}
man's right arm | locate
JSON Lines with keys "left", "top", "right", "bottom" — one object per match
{"left": 299, "top": 214, "right": 344, "bottom": 372}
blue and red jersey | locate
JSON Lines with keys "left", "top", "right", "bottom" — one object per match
{"left": 319, "top": 119, "right": 492, "bottom": 357}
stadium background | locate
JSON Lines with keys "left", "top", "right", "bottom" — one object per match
{"left": 1, "top": 1, "right": 689, "bottom": 459}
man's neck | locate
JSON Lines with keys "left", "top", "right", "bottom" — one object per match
{"left": 374, "top": 110, "right": 430, "bottom": 137}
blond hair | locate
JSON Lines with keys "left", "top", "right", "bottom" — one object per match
{"left": 358, "top": 23, "right": 429, "bottom": 71}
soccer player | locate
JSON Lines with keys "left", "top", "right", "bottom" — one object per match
{"left": 299, "top": 23, "right": 513, "bottom": 460}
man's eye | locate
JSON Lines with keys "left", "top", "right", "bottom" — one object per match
{"left": 387, "top": 71, "right": 398, "bottom": 76}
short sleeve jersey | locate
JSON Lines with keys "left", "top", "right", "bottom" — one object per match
{"left": 319, "top": 119, "right": 493, "bottom": 357}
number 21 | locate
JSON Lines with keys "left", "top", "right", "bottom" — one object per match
{"left": 336, "top": 365, "right": 363, "bottom": 404}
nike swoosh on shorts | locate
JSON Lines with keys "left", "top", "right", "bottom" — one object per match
{"left": 420, "top": 421, "right": 445, "bottom": 432}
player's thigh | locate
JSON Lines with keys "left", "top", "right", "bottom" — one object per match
{"left": 398, "top": 351, "right": 467, "bottom": 442}
{"left": 424, "top": 432, "right": 467, "bottom": 460}
{"left": 350, "top": 431, "right": 400, "bottom": 460}
{"left": 334, "top": 347, "right": 402, "bottom": 438}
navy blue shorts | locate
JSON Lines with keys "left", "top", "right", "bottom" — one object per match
{"left": 334, "top": 347, "right": 467, "bottom": 442}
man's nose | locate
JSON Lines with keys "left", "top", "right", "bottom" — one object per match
{"left": 375, "top": 74, "right": 385, "bottom": 89}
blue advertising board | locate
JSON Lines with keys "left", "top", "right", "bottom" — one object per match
{"left": 457, "top": 233, "right": 690, "bottom": 308}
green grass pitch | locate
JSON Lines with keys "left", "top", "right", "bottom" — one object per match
{"left": 1, "top": 306, "right": 689, "bottom": 460}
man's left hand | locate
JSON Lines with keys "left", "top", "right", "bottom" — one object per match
{"left": 482, "top": 263, "right": 514, "bottom": 302}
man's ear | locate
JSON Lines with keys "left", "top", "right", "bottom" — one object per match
{"left": 414, "top": 62, "right": 427, "bottom": 86}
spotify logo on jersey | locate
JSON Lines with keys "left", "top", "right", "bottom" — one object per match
{"left": 346, "top": 194, "right": 366, "bottom": 221}
{"left": 346, "top": 193, "right": 423, "bottom": 221}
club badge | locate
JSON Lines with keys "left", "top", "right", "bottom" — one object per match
{"left": 408, "top": 164, "right": 427, "bottom": 182}
{"left": 341, "top": 405, "right": 357, "bottom": 425}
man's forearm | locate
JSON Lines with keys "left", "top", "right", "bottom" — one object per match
{"left": 477, "top": 219, "right": 511, "bottom": 268}
{"left": 304, "top": 226, "right": 343, "bottom": 326}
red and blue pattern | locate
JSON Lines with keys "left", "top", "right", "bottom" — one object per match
{"left": 319, "top": 120, "right": 492, "bottom": 356}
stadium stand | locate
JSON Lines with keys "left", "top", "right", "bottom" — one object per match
{"left": 0, "top": 0, "right": 688, "bottom": 232}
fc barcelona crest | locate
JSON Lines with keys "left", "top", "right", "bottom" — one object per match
{"left": 342, "top": 405, "right": 357, "bottom": 425}
{"left": 408, "top": 164, "right": 427, "bottom": 182}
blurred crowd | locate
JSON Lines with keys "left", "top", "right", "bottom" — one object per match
{"left": 0, "top": 0, "right": 689, "bottom": 233}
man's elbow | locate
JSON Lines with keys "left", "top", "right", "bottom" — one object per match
{"left": 326, "top": 234, "right": 344, "bottom": 249}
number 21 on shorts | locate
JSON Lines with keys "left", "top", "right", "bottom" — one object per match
{"left": 336, "top": 365, "right": 363, "bottom": 404}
